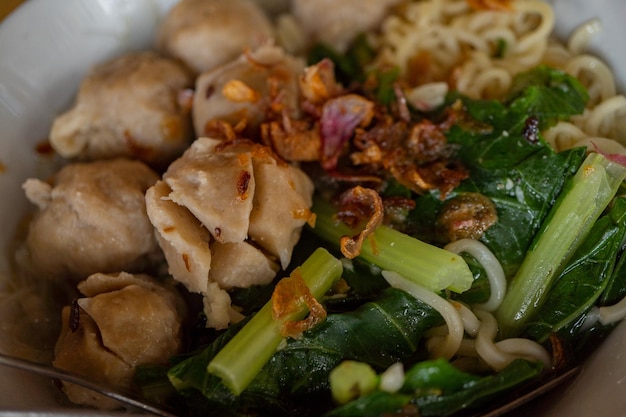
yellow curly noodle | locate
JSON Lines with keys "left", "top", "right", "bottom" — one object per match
{"left": 377, "top": 0, "right": 554, "bottom": 100}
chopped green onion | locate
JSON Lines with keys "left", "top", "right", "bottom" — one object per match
{"left": 329, "top": 360, "right": 379, "bottom": 404}
{"left": 311, "top": 197, "right": 474, "bottom": 293}
{"left": 207, "top": 248, "right": 343, "bottom": 395}
{"left": 496, "top": 153, "right": 626, "bottom": 337}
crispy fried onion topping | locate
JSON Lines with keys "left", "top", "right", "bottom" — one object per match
{"left": 336, "top": 186, "right": 384, "bottom": 259}
{"left": 299, "top": 58, "right": 343, "bottom": 105}
{"left": 222, "top": 79, "right": 261, "bottom": 103}
{"left": 260, "top": 113, "right": 321, "bottom": 161}
{"left": 351, "top": 109, "right": 469, "bottom": 198}
{"left": 271, "top": 268, "right": 327, "bottom": 338}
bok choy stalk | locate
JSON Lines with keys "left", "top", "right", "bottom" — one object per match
{"left": 204, "top": 248, "right": 342, "bottom": 395}
{"left": 496, "top": 153, "right": 626, "bottom": 338}
{"left": 311, "top": 197, "right": 474, "bottom": 293}
{"left": 525, "top": 196, "right": 626, "bottom": 343}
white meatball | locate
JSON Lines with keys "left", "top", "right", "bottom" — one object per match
{"left": 49, "top": 51, "right": 193, "bottom": 168}
{"left": 158, "top": 0, "right": 274, "bottom": 75}
{"left": 292, "top": 0, "right": 403, "bottom": 52}
{"left": 53, "top": 272, "right": 185, "bottom": 410}
{"left": 20, "top": 159, "right": 160, "bottom": 284}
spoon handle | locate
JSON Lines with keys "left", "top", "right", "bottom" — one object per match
{"left": 0, "top": 352, "right": 177, "bottom": 417}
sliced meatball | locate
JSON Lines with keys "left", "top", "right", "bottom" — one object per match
{"left": 145, "top": 180, "right": 212, "bottom": 294}
{"left": 145, "top": 137, "right": 314, "bottom": 329}
{"left": 164, "top": 137, "right": 255, "bottom": 243}
{"left": 291, "top": 0, "right": 403, "bottom": 52}
{"left": 53, "top": 272, "right": 185, "bottom": 410}
{"left": 209, "top": 240, "right": 279, "bottom": 289}
{"left": 20, "top": 159, "right": 160, "bottom": 284}
{"left": 157, "top": 0, "right": 274, "bottom": 75}
{"left": 193, "top": 44, "right": 305, "bottom": 138}
{"left": 49, "top": 51, "right": 193, "bottom": 168}
{"left": 248, "top": 148, "right": 314, "bottom": 268}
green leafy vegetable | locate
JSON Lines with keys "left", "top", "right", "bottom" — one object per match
{"left": 409, "top": 67, "right": 590, "bottom": 277}
{"left": 307, "top": 33, "right": 375, "bottom": 85}
{"left": 496, "top": 153, "right": 626, "bottom": 338}
{"left": 167, "top": 288, "right": 443, "bottom": 415}
{"left": 505, "top": 65, "right": 589, "bottom": 128}
{"left": 526, "top": 197, "right": 626, "bottom": 342}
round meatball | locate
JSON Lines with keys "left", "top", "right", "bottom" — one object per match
{"left": 20, "top": 159, "right": 161, "bottom": 284}
{"left": 49, "top": 51, "right": 194, "bottom": 168}
{"left": 53, "top": 272, "right": 185, "bottom": 409}
{"left": 292, "top": 0, "right": 403, "bottom": 52}
{"left": 157, "top": 0, "right": 274, "bottom": 75}
{"left": 193, "top": 44, "right": 304, "bottom": 138}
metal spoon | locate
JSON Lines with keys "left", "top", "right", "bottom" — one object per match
{"left": 0, "top": 352, "right": 177, "bottom": 417}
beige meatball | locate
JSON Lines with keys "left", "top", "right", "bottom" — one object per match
{"left": 193, "top": 44, "right": 304, "bottom": 138}
{"left": 53, "top": 272, "right": 185, "bottom": 410}
{"left": 292, "top": 0, "right": 403, "bottom": 52}
{"left": 145, "top": 137, "right": 314, "bottom": 329}
{"left": 157, "top": 0, "right": 274, "bottom": 75}
{"left": 20, "top": 159, "right": 160, "bottom": 284}
{"left": 49, "top": 51, "right": 193, "bottom": 168}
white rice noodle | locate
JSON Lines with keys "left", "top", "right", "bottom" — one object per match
{"left": 444, "top": 239, "right": 506, "bottom": 311}
{"left": 454, "top": 301, "right": 481, "bottom": 337}
{"left": 495, "top": 338, "right": 552, "bottom": 370}
{"left": 474, "top": 309, "right": 552, "bottom": 371}
{"left": 382, "top": 270, "right": 463, "bottom": 360}
{"left": 598, "top": 295, "right": 626, "bottom": 325}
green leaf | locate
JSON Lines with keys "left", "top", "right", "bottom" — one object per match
{"left": 307, "top": 33, "right": 375, "bottom": 85}
{"left": 496, "top": 154, "right": 626, "bottom": 337}
{"left": 402, "top": 358, "right": 478, "bottom": 393}
{"left": 414, "top": 359, "right": 543, "bottom": 416}
{"left": 324, "top": 391, "right": 411, "bottom": 417}
{"left": 168, "top": 288, "right": 443, "bottom": 415}
{"left": 506, "top": 65, "right": 589, "bottom": 128}
{"left": 526, "top": 197, "right": 626, "bottom": 342}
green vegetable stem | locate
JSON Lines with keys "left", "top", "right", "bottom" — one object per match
{"left": 311, "top": 197, "right": 474, "bottom": 293}
{"left": 496, "top": 153, "right": 626, "bottom": 338}
{"left": 206, "top": 248, "right": 343, "bottom": 395}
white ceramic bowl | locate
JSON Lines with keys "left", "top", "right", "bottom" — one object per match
{"left": 1, "top": 0, "right": 625, "bottom": 414}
